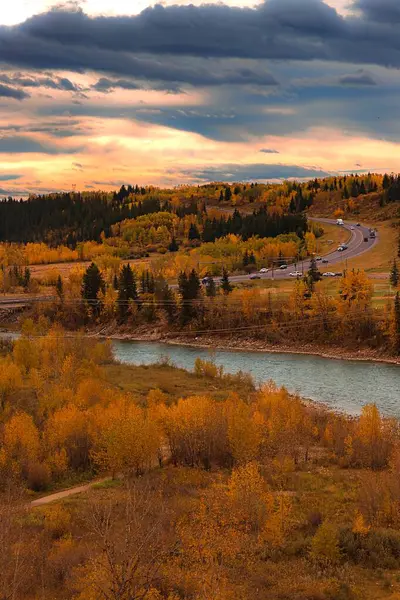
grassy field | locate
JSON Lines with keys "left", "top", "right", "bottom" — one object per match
{"left": 104, "top": 361, "right": 255, "bottom": 403}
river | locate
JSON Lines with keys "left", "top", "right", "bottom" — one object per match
{"left": 113, "top": 340, "right": 400, "bottom": 417}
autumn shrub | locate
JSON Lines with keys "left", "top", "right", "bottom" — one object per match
{"left": 26, "top": 461, "right": 51, "bottom": 491}
{"left": 339, "top": 527, "right": 400, "bottom": 569}
{"left": 44, "top": 504, "right": 72, "bottom": 539}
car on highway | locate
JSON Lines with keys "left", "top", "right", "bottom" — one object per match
{"left": 250, "top": 274, "right": 261, "bottom": 280}
{"left": 334, "top": 272, "right": 343, "bottom": 277}
{"left": 289, "top": 271, "right": 302, "bottom": 278}
{"left": 338, "top": 246, "right": 345, "bottom": 252}
{"left": 323, "top": 272, "right": 335, "bottom": 277}
{"left": 279, "top": 264, "right": 288, "bottom": 270}
{"left": 201, "top": 276, "right": 213, "bottom": 285}
{"left": 364, "top": 237, "right": 369, "bottom": 242}
{"left": 259, "top": 268, "right": 269, "bottom": 273}
{"left": 356, "top": 223, "right": 361, "bottom": 226}
{"left": 350, "top": 226, "right": 355, "bottom": 230}
{"left": 322, "top": 259, "right": 329, "bottom": 264}
{"left": 315, "top": 257, "right": 322, "bottom": 261}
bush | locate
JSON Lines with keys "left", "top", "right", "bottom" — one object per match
{"left": 340, "top": 527, "right": 400, "bottom": 569}
{"left": 27, "top": 461, "right": 51, "bottom": 491}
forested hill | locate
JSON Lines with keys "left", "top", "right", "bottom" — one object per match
{"left": 1, "top": 173, "right": 399, "bottom": 246}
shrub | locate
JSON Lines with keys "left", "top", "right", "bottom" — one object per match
{"left": 26, "top": 461, "right": 51, "bottom": 491}
{"left": 44, "top": 505, "right": 72, "bottom": 539}
{"left": 339, "top": 527, "right": 400, "bottom": 569}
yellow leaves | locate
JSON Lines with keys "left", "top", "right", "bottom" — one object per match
{"left": 260, "top": 492, "right": 293, "bottom": 548}
{"left": 352, "top": 512, "right": 370, "bottom": 535}
{"left": 226, "top": 397, "right": 261, "bottom": 465}
{"left": 304, "top": 231, "right": 317, "bottom": 255}
{"left": 92, "top": 398, "right": 161, "bottom": 477}
{"left": 0, "top": 357, "right": 23, "bottom": 408}
{"left": 227, "top": 462, "right": 273, "bottom": 532}
{"left": 44, "top": 504, "right": 71, "bottom": 539}
{"left": 338, "top": 269, "right": 373, "bottom": 310}
{"left": 3, "top": 412, "right": 40, "bottom": 466}
{"left": 147, "top": 388, "right": 168, "bottom": 407}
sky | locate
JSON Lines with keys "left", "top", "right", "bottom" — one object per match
{"left": 0, "top": 0, "right": 399, "bottom": 196}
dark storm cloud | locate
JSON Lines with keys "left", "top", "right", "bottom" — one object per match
{"left": 0, "top": 72, "right": 80, "bottom": 91}
{"left": 1, "top": 0, "right": 400, "bottom": 82}
{"left": 183, "top": 163, "right": 330, "bottom": 182}
{"left": 339, "top": 71, "right": 377, "bottom": 86}
{"left": 0, "top": 136, "right": 83, "bottom": 154}
{"left": 0, "top": 83, "right": 29, "bottom": 100}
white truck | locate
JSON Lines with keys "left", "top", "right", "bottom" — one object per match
{"left": 336, "top": 218, "right": 344, "bottom": 226}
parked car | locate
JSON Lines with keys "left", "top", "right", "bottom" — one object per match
{"left": 322, "top": 259, "right": 329, "bottom": 264}
{"left": 289, "top": 271, "right": 302, "bottom": 278}
{"left": 259, "top": 268, "right": 269, "bottom": 273}
{"left": 279, "top": 264, "right": 288, "bottom": 270}
{"left": 250, "top": 274, "right": 261, "bottom": 280}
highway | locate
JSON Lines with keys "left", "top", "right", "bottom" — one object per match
{"left": 214, "top": 218, "right": 378, "bottom": 284}
{"left": 0, "top": 219, "right": 378, "bottom": 307}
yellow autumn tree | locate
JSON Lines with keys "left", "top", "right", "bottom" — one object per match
{"left": 3, "top": 412, "right": 40, "bottom": 471}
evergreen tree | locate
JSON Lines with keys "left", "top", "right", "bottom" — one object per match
{"left": 117, "top": 264, "right": 138, "bottom": 321}
{"left": 22, "top": 267, "right": 31, "bottom": 291}
{"left": 308, "top": 257, "right": 321, "bottom": 283}
{"left": 219, "top": 190, "right": 224, "bottom": 202}
{"left": 390, "top": 260, "right": 399, "bottom": 288}
{"left": 243, "top": 251, "right": 249, "bottom": 267}
{"left": 56, "top": 275, "right": 64, "bottom": 301}
{"left": 398, "top": 236, "right": 400, "bottom": 260}
{"left": 168, "top": 236, "right": 179, "bottom": 252}
{"left": 221, "top": 268, "right": 233, "bottom": 295}
{"left": 249, "top": 251, "right": 256, "bottom": 265}
{"left": 188, "top": 223, "right": 200, "bottom": 241}
{"left": 224, "top": 187, "right": 232, "bottom": 202}
{"left": 82, "top": 262, "right": 105, "bottom": 318}
{"left": 205, "top": 277, "right": 217, "bottom": 298}
{"left": 112, "top": 274, "right": 119, "bottom": 290}
{"left": 155, "top": 277, "right": 176, "bottom": 325}
{"left": 178, "top": 269, "right": 201, "bottom": 324}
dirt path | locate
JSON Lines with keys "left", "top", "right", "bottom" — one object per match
{"left": 31, "top": 478, "right": 110, "bottom": 507}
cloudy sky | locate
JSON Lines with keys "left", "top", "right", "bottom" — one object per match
{"left": 0, "top": 0, "right": 399, "bottom": 196}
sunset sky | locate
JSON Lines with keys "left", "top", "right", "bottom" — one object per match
{"left": 0, "top": 0, "right": 399, "bottom": 196}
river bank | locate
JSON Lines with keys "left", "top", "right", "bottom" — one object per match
{"left": 98, "top": 325, "right": 400, "bottom": 366}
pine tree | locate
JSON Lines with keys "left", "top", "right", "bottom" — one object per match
{"left": 221, "top": 268, "right": 233, "bottom": 295}
{"left": 188, "top": 223, "right": 200, "bottom": 241}
{"left": 243, "top": 251, "right": 249, "bottom": 267}
{"left": 22, "top": 267, "right": 31, "bottom": 291}
{"left": 249, "top": 251, "right": 256, "bottom": 265}
{"left": 308, "top": 257, "right": 321, "bottom": 284}
{"left": 390, "top": 260, "right": 399, "bottom": 288}
{"left": 117, "top": 264, "right": 138, "bottom": 321}
{"left": 205, "top": 277, "right": 216, "bottom": 297}
{"left": 178, "top": 270, "right": 201, "bottom": 324}
{"left": 56, "top": 275, "right": 64, "bottom": 301}
{"left": 169, "top": 236, "right": 179, "bottom": 252}
{"left": 219, "top": 190, "right": 224, "bottom": 203}
{"left": 82, "top": 263, "right": 105, "bottom": 318}
{"left": 397, "top": 236, "right": 400, "bottom": 260}
{"left": 224, "top": 187, "right": 232, "bottom": 202}
{"left": 112, "top": 274, "right": 119, "bottom": 290}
